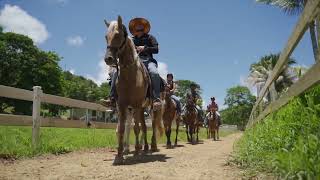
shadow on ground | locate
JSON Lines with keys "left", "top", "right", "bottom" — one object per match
{"left": 123, "top": 153, "right": 171, "bottom": 165}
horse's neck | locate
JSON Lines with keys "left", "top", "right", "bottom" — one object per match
{"left": 118, "top": 39, "right": 139, "bottom": 77}
{"left": 165, "top": 95, "right": 173, "bottom": 108}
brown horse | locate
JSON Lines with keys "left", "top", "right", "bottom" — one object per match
{"left": 183, "top": 99, "right": 198, "bottom": 144}
{"left": 206, "top": 110, "right": 219, "bottom": 141}
{"left": 162, "top": 86, "right": 180, "bottom": 148}
{"left": 104, "top": 16, "right": 163, "bottom": 165}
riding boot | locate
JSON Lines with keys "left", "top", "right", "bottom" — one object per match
{"left": 101, "top": 71, "right": 117, "bottom": 108}
{"left": 144, "top": 61, "right": 162, "bottom": 110}
{"left": 150, "top": 73, "right": 162, "bottom": 109}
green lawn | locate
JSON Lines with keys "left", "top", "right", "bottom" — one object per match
{"left": 0, "top": 125, "right": 237, "bottom": 158}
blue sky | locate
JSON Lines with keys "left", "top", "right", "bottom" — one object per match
{"left": 0, "top": 0, "right": 315, "bottom": 109}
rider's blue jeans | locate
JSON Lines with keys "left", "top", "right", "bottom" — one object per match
{"left": 171, "top": 95, "right": 182, "bottom": 114}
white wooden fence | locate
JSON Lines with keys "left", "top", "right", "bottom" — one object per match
{"left": 246, "top": 0, "right": 320, "bottom": 128}
{"left": 0, "top": 85, "right": 117, "bottom": 148}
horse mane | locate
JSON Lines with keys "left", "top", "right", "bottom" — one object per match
{"left": 107, "top": 21, "right": 138, "bottom": 60}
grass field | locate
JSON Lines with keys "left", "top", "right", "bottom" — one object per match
{"left": 234, "top": 84, "right": 320, "bottom": 179}
{"left": 0, "top": 125, "right": 237, "bottom": 158}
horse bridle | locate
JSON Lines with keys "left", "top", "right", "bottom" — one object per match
{"left": 106, "top": 24, "right": 128, "bottom": 70}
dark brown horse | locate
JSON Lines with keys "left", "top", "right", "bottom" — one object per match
{"left": 104, "top": 16, "right": 163, "bottom": 165}
{"left": 206, "top": 110, "right": 219, "bottom": 141}
{"left": 183, "top": 99, "right": 198, "bottom": 144}
{"left": 162, "top": 86, "right": 180, "bottom": 148}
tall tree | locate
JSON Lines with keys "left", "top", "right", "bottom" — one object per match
{"left": 62, "top": 71, "right": 110, "bottom": 102}
{"left": 224, "top": 86, "right": 256, "bottom": 107}
{"left": 221, "top": 85, "right": 255, "bottom": 130}
{"left": 0, "top": 32, "right": 64, "bottom": 115}
{"left": 175, "top": 80, "right": 202, "bottom": 105}
{"left": 247, "top": 53, "right": 296, "bottom": 101}
{"left": 256, "top": 0, "right": 319, "bottom": 61}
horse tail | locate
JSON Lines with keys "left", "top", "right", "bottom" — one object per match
{"left": 154, "top": 109, "right": 164, "bottom": 137}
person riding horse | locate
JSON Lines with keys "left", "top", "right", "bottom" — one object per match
{"left": 166, "top": 73, "right": 182, "bottom": 115}
{"left": 183, "top": 83, "right": 202, "bottom": 119}
{"left": 105, "top": 17, "right": 162, "bottom": 108}
{"left": 207, "top": 97, "right": 221, "bottom": 126}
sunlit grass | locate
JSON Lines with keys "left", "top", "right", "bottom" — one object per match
{"left": 0, "top": 125, "right": 237, "bottom": 158}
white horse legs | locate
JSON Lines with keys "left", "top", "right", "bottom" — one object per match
{"left": 123, "top": 111, "right": 133, "bottom": 154}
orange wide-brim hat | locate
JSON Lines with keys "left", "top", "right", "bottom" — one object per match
{"left": 129, "top": 17, "right": 151, "bottom": 36}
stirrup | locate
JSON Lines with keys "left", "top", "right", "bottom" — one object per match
{"left": 100, "top": 97, "right": 116, "bottom": 108}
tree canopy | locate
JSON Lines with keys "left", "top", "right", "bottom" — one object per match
{"left": 175, "top": 80, "right": 202, "bottom": 107}
{"left": 221, "top": 85, "right": 255, "bottom": 130}
{"left": 0, "top": 31, "right": 110, "bottom": 115}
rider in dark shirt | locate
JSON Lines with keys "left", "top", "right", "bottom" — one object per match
{"left": 183, "top": 83, "right": 201, "bottom": 117}
{"left": 105, "top": 17, "right": 161, "bottom": 108}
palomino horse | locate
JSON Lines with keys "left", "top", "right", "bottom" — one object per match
{"left": 104, "top": 16, "right": 163, "bottom": 165}
{"left": 206, "top": 110, "right": 219, "bottom": 141}
{"left": 162, "top": 86, "right": 180, "bottom": 148}
{"left": 183, "top": 99, "right": 198, "bottom": 144}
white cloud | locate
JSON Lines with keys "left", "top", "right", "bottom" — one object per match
{"left": 158, "top": 62, "right": 169, "bottom": 80}
{"left": 87, "top": 59, "right": 110, "bottom": 85}
{"left": 0, "top": 4, "right": 49, "bottom": 44}
{"left": 66, "top": 35, "right": 85, "bottom": 47}
{"left": 69, "top": 69, "right": 75, "bottom": 74}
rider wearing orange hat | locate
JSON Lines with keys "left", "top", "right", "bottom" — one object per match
{"left": 106, "top": 17, "right": 161, "bottom": 107}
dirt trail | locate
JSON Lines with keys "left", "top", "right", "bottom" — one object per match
{"left": 1, "top": 133, "right": 243, "bottom": 180}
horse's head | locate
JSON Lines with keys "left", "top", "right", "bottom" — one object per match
{"left": 104, "top": 16, "right": 128, "bottom": 66}
{"left": 186, "top": 98, "right": 195, "bottom": 111}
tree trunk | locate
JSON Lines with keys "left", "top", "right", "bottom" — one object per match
{"left": 309, "top": 20, "right": 318, "bottom": 61}
{"left": 269, "top": 81, "right": 277, "bottom": 102}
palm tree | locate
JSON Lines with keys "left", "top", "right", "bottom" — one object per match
{"left": 256, "top": 0, "right": 319, "bottom": 62}
{"left": 247, "top": 54, "right": 296, "bottom": 101}
{"left": 290, "top": 65, "right": 308, "bottom": 79}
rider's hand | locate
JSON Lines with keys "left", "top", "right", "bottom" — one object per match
{"left": 136, "top": 46, "right": 145, "bottom": 53}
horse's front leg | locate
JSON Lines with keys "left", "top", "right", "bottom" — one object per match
{"left": 138, "top": 108, "right": 149, "bottom": 152}
{"left": 165, "top": 125, "right": 172, "bottom": 148}
{"left": 189, "top": 124, "right": 194, "bottom": 144}
{"left": 217, "top": 128, "right": 220, "bottom": 140}
{"left": 196, "top": 124, "right": 199, "bottom": 142}
{"left": 133, "top": 109, "right": 141, "bottom": 155}
{"left": 151, "top": 109, "right": 161, "bottom": 152}
{"left": 123, "top": 110, "right": 133, "bottom": 155}
{"left": 174, "top": 116, "right": 180, "bottom": 146}
{"left": 113, "top": 106, "right": 127, "bottom": 165}
{"left": 185, "top": 124, "right": 190, "bottom": 142}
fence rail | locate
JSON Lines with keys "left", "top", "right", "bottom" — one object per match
{"left": 0, "top": 85, "right": 113, "bottom": 148}
{"left": 247, "top": 0, "right": 320, "bottom": 128}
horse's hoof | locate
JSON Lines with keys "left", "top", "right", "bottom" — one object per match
{"left": 151, "top": 144, "right": 158, "bottom": 152}
{"left": 166, "top": 143, "right": 172, "bottom": 149}
{"left": 135, "top": 144, "right": 142, "bottom": 151}
{"left": 144, "top": 144, "right": 149, "bottom": 152}
{"left": 113, "top": 156, "right": 124, "bottom": 166}
{"left": 174, "top": 143, "right": 178, "bottom": 147}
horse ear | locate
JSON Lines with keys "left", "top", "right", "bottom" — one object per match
{"left": 117, "top": 15, "right": 123, "bottom": 29}
{"left": 104, "top": 19, "right": 110, "bottom": 28}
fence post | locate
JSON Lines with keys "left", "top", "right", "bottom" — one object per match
{"left": 32, "top": 86, "right": 42, "bottom": 149}
{"left": 86, "top": 109, "right": 89, "bottom": 125}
